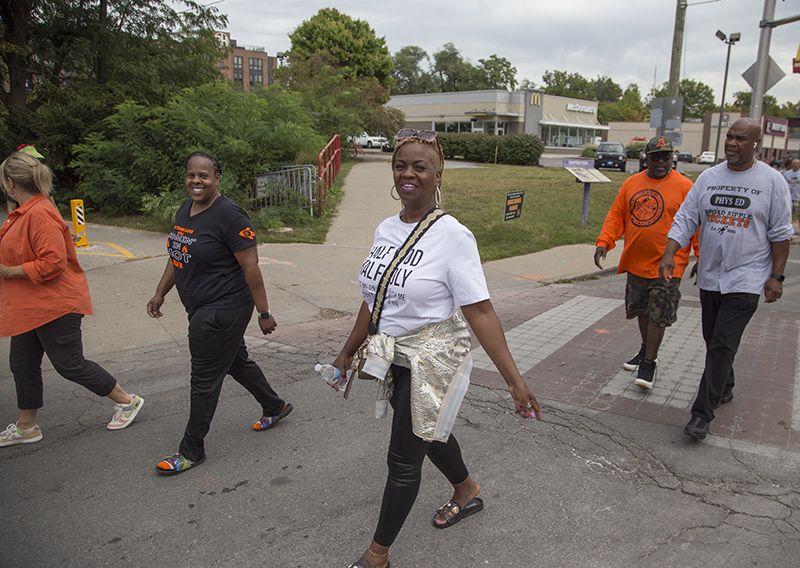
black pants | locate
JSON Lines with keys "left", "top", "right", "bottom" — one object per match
{"left": 179, "top": 302, "right": 284, "bottom": 462}
{"left": 691, "top": 290, "right": 759, "bottom": 422}
{"left": 10, "top": 313, "right": 117, "bottom": 410}
{"left": 373, "top": 364, "right": 470, "bottom": 547}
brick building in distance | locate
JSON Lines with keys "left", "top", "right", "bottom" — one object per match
{"left": 214, "top": 31, "right": 281, "bottom": 91}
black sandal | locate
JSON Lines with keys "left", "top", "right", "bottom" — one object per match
{"left": 432, "top": 497, "right": 484, "bottom": 528}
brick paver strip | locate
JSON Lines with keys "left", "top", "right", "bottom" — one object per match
{"left": 257, "top": 285, "right": 800, "bottom": 451}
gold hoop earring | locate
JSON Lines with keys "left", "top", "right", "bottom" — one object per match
{"left": 435, "top": 185, "right": 442, "bottom": 208}
{"left": 390, "top": 184, "right": 401, "bottom": 201}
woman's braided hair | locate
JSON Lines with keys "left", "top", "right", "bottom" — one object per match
{"left": 391, "top": 133, "right": 445, "bottom": 175}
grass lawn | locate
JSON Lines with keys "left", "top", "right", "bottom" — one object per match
{"left": 88, "top": 159, "right": 701, "bottom": 261}
{"left": 443, "top": 165, "right": 700, "bottom": 262}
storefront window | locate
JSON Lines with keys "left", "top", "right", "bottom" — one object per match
{"left": 543, "top": 126, "right": 597, "bottom": 148}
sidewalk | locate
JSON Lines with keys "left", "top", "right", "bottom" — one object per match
{"left": 2, "top": 158, "right": 800, "bottom": 567}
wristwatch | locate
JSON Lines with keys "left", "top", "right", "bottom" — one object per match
{"left": 258, "top": 310, "right": 272, "bottom": 319}
{"left": 770, "top": 273, "right": 785, "bottom": 282}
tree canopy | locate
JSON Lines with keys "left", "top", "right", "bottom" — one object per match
{"left": 0, "top": 0, "right": 227, "bottom": 179}
{"left": 650, "top": 78, "right": 716, "bottom": 119}
{"left": 287, "top": 8, "right": 393, "bottom": 92}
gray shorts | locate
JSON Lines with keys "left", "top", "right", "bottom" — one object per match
{"left": 625, "top": 272, "right": 681, "bottom": 328}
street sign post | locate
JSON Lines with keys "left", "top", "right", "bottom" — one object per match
{"left": 562, "top": 159, "right": 612, "bottom": 225}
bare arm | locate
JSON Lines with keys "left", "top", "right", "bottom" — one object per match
{"left": 333, "top": 301, "right": 372, "bottom": 377}
{"left": 461, "top": 299, "right": 541, "bottom": 420}
{"left": 146, "top": 258, "right": 176, "bottom": 318}
{"left": 658, "top": 238, "right": 683, "bottom": 282}
{"left": 233, "top": 245, "right": 276, "bottom": 335}
{"left": 764, "top": 240, "right": 790, "bottom": 303}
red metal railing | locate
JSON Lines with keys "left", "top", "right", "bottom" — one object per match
{"left": 318, "top": 134, "right": 341, "bottom": 205}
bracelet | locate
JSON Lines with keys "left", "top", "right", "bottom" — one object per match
{"left": 770, "top": 273, "right": 785, "bottom": 282}
{"left": 367, "top": 548, "right": 388, "bottom": 558}
{"left": 258, "top": 310, "right": 272, "bottom": 319}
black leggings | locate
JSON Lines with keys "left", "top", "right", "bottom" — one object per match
{"left": 372, "top": 365, "right": 470, "bottom": 547}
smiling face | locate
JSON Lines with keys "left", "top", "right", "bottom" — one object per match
{"left": 724, "top": 119, "right": 761, "bottom": 171}
{"left": 185, "top": 155, "right": 220, "bottom": 208}
{"left": 392, "top": 141, "right": 442, "bottom": 215}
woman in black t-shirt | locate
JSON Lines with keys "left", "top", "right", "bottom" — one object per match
{"left": 146, "top": 152, "right": 293, "bottom": 475}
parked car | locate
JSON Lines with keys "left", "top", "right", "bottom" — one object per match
{"left": 594, "top": 142, "right": 627, "bottom": 172}
{"left": 697, "top": 151, "right": 716, "bottom": 164}
{"left": 381, "top": 134, "right": 398, "bottom": 153}
{"left": 353, "top": 132, "right": 387, "bottom": 149}
{"left": 677, "top": 151, "right": 693, "bottom": 163}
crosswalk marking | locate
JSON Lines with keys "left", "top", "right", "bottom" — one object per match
{"left": 471, "top": 295, "right": 623, "bottom": 374}
{"left": 600, "top": 306, "right": 704, "bottom": 408}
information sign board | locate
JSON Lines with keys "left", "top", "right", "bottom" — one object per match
{"left": 504, "top": 191, "right": 524, "bottom": 221}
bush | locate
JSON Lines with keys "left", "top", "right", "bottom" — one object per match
{"left": 438, "top": 132, "right": 543, "bottom": 166}
{"left": 626, "top": 142, "right": 645, "bottom": 159}
{"left": 581, "top": 145, "right": 597, "bottom": 157}
{"left": 71, "top": 82, "right": 325, "bottom": 215}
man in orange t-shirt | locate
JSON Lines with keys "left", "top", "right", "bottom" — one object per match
{"left": 594, "top": 136, "right": 697, "bottom": 389}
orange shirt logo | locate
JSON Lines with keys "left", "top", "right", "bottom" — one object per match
{"left": 239, "top": 227, "right": 256, "bottom": 240}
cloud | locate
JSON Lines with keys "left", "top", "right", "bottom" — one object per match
{"left": 216, "top": 0, "right": 800, "bottom": 105}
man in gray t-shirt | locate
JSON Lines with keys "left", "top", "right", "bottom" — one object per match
{"left": 659, "top": 118, "right": 793, "bottom": 440}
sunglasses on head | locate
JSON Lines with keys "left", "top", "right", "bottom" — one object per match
{"left": 396, "top": 129, "right": 438, "bottom": 142}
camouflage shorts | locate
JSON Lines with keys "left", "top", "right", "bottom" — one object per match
{"left": 625, "top": 273, "right": 682, "bottom": 328}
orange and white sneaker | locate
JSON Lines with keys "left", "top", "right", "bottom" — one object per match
{"left": 107, "top": 394, "right": 144, "bottom": 430}
{"left": 0, "top": 423, "right": 43, "bottom": 447}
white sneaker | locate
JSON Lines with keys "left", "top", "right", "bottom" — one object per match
{"left": 0, "top": 422, "right": 43, "bottom": 447}
{"left": 107, "top": 394, "right": 144, "bottom": 430}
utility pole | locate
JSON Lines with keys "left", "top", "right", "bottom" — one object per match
{"left": 750, "top": 0, "right": 776, "bottom": 124}
{"left": 668, "top": 0, "right": 687, "bottom": 97}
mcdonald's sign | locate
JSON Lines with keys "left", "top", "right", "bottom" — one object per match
{"left": 794, "top": 42, "right": 800, "bottom": 74}
{"left": 530, "top": 91, "right": 541, "bottom": 106}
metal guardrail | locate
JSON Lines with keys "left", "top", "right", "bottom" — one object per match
{"left": 318, "top": 134, "right": 341, "bottom": 202}
{"left": 251, "top": 165, "right": 318, "bottom": 216}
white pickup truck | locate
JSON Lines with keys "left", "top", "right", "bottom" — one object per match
{"left": 353, "top": 132, "right": 387, "bottom": 148}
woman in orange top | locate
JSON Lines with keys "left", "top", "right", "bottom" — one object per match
{"left": 0, "top": 152, "right": 144, "bottom": 447}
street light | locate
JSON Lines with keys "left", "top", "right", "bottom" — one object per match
{"left": 713, "top": 30, "right": 741, "bottom": 163}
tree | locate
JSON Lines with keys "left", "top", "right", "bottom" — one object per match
{"left": 541, "top": 70, "right": 593, "bottom": 100}
{"left": 71, "top": 81, "right": 325, "bottom": 214}
{"left": 475, "top": 55, "right": 517, "bottom": 91}
{"left": 276, "top": 51, "right": 403, "bottom": 140}
{"left": 727, "top": 91, "right": 783, "bottom": 116}
{"left": 598, "top": 85, "right": 646, "bottom": 123}
{"left": 431, "top": 43, "right": 479, "bottom": 92}
{"left": 287, "top": 8, "right": 393, "bottom": 92}
{"left": 650, "top": 78, "right": 715, "bottom": 119}
{"left": 0, "top": 0, "right": 227, "bottom": 182}
{"left": 591, "top": 76, "right": 623, "bottom": 103}
{"left": 391, "top": 46, "right": 435, "bottom": 95}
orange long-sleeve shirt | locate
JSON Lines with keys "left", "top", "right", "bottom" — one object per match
{"left": 0, "top": 193, "right": 92, "bottom": 336}
{"left": 596, "top": 169, "right": 698, "bottom": 279}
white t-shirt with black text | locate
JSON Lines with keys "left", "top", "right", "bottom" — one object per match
{"left": 359, "top": 214, "right": 490, "bottom": 336}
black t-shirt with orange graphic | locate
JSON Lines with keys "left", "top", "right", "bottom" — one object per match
{"left": 168, "top": 194, "right": 258, "bottom": 314}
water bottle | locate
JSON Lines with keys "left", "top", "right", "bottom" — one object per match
{"left": 315, "top": 363, "right": 347, "bottom": 391}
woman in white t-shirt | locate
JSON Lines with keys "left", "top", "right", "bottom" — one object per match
{"left": 334, "top": 130, "right": 541, "bottom": 568}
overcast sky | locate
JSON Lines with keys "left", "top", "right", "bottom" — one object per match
{"left": 213, "top": 0, "right": 799, "bottom": 107}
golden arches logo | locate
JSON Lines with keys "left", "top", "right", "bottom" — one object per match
{"left": 530, "top": 92, "right": 541, "bottom": 106}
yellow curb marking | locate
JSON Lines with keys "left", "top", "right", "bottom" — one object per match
{"left": 75, "top": 241, "right": 136, "bottom": 258}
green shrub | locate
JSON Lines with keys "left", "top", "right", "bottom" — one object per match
{"left": 626, "top": 142, "right": 645, "bottom": 159}
{"left": 438, "top": 132, "right": 543, "bottom": 166}
{"left": 71, "top": 82, "right": 325, "bottom": 215}
{"left": 581, "top": 145, "right": 597, "bottom": 157}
